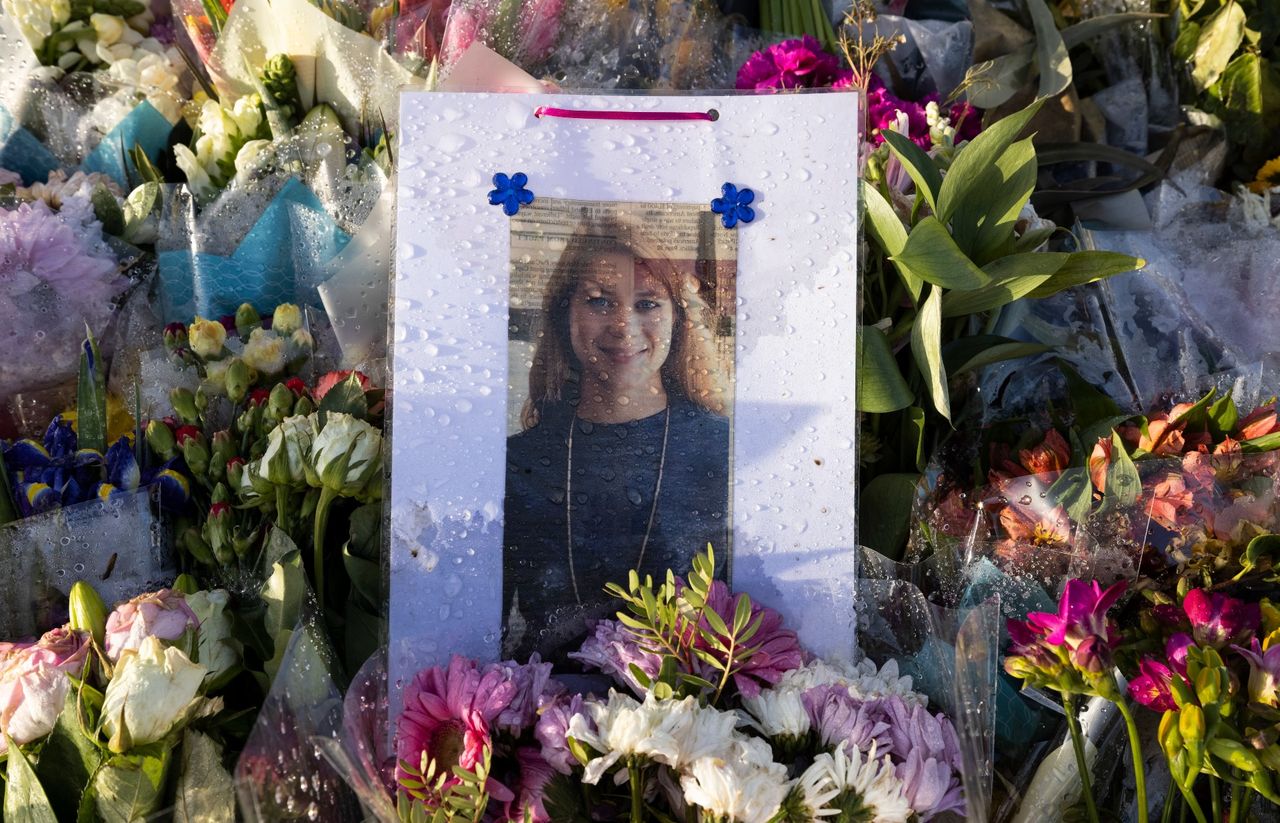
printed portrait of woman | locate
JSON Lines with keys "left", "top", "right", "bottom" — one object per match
{"left": 502, "top": 208, "right": 734, "bottom": 662}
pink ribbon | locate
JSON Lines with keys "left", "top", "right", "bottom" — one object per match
{"left": 533, "top": 106, "right": 718, "bottom": 122}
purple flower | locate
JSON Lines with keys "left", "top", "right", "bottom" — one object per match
{"left": 534, "top": 691, "right": 588, "bottom": 775}
{"left": 569, "top": 619, "right": 662, "bottom": 697}
{"left": 0, "top": 201, "right": 120, "bottom": 311}
{"left": 1128, "top": 657, "right": 1179, "bottom": 712}
{"left": 1232, "top": 640, "right": 1280, "bottom": 707}
{"left": 1029, "top": 579, "right": 1127, "bottom": 647}
{"left": 897, "top": 748, "right": 967, "bottom": 819}
{"left": 698, "top": 580, "right": 802, "bottom": 697}
{"left": 1183, "top": 589, "right": 1260, "bottom": 649}
{"left": 736, "top": 36, "right": 845, "bottom": 90}
{"left": 506, "top": 746, "right": 556, "bottom": 822}
{"left": 802, "top": 685, "right": 894, "bottom": 754}
{"left": 493, "top": 655, "right": 563, "bottom": 735}
{"left": 883, "top": 698, "right": 966, "bottom": 818}
{"left": 1167, "top": 633, "right": 1195, "bottom": 676}
{"left": 104, "top": 589, "right": 200, "bottom": 661}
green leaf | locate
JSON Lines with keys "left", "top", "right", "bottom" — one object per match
{"left": 173, "top": 731, "right": 234, "bottom": 822}
{"left": 1209, "top": 394, "right": 1240, "bottom": 439}
{"left": 91, "top": 186, "right": 125, "bottom": 237}
{"left": 1101, "top": 430, "right": 1140, "bottom": 509}
{"left": 881, "top": 130, "right": 942, "bottom": 212}
{"left": 1059, "top": 361, "right": 1123, "bottom": 426}
{"left": 262, "top": 550, "right": 306, "bottom": 679}
{"left": 937, "top": 100, "right": 1044, "bottom": 227}
{"left": 1027, "top": 0, "right": 1071, "bottom": 99}
{"left": 981, "top": 251, "right": 1070, "bottom": 282}
{"left": 963, "top": 45, "right": 1036, "bottom": 109}
{"left": 951, "top": 137, "right": 1039, "bottom": 263}
{"left": 856, "top": 326, "right": 913, "bottom": 414}
{"left": 1174, "top": 20, "right": 1203, "bottom": 60}
{"left": 1210, "top": 53, "right": 1280, "bottom": 163}
{"left": 5, "top": 736, "right": 59, "bottom": 823}
{"left": 860, "top": 180, "right": 920, "bottom": 301}
{"left": 1192, "top": 0, "right": 1246, "bottom": 91}
{"left": 859, "top": 474, "right": 920, "bottom": 560}
{"left": 941, "top": 274, "right": 1054, "bottom": 317}
{"left": 34, "top": 692, "right": 103, "bottom": 821}
{"left": 318, "top": 372, "right": 369, "bottom": 419}
{"left": 892, "top": 217, "right": 991, "bottom": 291}
{"left": 1025, "top": 250, "right": 1145, "bottom": 298}
{"left": 1047, "top": 467, "right": 1094, "bottom": 526}
{"left": 910, "top": 285, "right": 950, "bottom": 421}
{"left": 122, "top": 182, "right": 160, "bottom": 241}
{"left": 951, "top": 341, "right": 1053, "bottom": 375}
{"left": 900, "top": 405, "right": 927, "bottom": 472}
{"left": 1237, "top": 534, "right": 1280, "bottom": 579}
{"left": 77, "top": 326, "right": 107, "bottom": 454}
{"left": 1060, "top": 12, "right": 1164, "bottom": 49}
{"left": 128, "top": 145, "right": 163, "bottom": 186}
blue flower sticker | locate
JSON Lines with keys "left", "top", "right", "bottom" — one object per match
{"left": 710, "top": 183, "right": 756, "bottom": 229}
{"left": 488, "top": 172, "right": 535, "bottom": 216}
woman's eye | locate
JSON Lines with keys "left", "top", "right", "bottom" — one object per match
{"left": 585, "top": 295, "right": 610, "bottom": 309}
{"left": 636, "top": 299, "right": 662, "bottom": 311}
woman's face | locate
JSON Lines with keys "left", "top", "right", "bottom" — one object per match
{"left": 568, "top": 250, "right": 675, "bottom": 397}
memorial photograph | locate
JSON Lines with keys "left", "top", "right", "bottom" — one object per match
{"left": 501, "top": 198, "right": 738, "bottom": 661}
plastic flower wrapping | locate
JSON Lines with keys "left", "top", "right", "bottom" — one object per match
{"left": 0, "top": 0, "right": 1277, "bottom": 819}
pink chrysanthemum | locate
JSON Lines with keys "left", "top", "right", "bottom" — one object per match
{"left": 0, "top": 201, "right": 120, "bottom": 314}
{"left": 395, "top": 656, "right": 518, "bottom": 800}
{"left": 569, "top": 619, "right": 663, "bottom": 697}
{"left": 699, "top": 580, "right": 802, "bottom": 697}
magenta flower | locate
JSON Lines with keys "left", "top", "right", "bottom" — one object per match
{"left": 1232, "top": 640, "right": 1280, "bottom": 707}
{"left": 1027, "top": 578, "right": 1127, "bottom": 654}
{"left": 1128, "top": 657, "right": 1179, "bottom": 712}
{"left": 736, "top": 36, "right": 846, "bottom": 90}
{"left": 104, "top": 589, "right": 200, "bottom": 662}
{"left": 492, "top": 655, "right": 563, "bottom": 735}
{"left": 534, "top": 691, "right": 588, "bottom": 775}
{"left": 1183, "top": 589, "right": 1260, "bottom": 648}
{"left": 698, "top": 580, "right": 802, "bottom": 697}
{"left": 395, "top": 656, "right": 517, "bottom": 800}
{"left": 1167, "top": 633, "right": 1194, "bottom": 676}
{"left": 569, "top": 619, "right": 663, "bottom": 697}
{"left": 802, "top": 685, "right": 894, "bottom": 754}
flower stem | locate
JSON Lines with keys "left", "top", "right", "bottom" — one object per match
{"left": 1116, "top": 699, "right": 1150, "bottom": 823}
{"left": 1176, "top": 779, "right": 1208, "bottom": 823}
{"left": 1063, "top": 693, "right": 1101, "bottom": 823}
{"left": 276, "top": 485, "right": 290, "bottom": 535}
{"left": 1161, "top": 785, "right": 1176, "bottom": 823}
{"left": 1210, "top": 776, "right": 1221, "bottom": 823}
{"left": 313, "top": 486, "right": 338, "bottom": 611}
{"left": 1228, "top": 778, "right": 1244, "bottom": 823}
{"left": 628, "top": 759, "right": 643, "bottom": 823}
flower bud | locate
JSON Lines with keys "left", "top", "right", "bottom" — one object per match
{"left": 210, "top": 430, "right": 234, "bottom": 467}
{"left": 171, "top": 574, "right": 199, "bottom": 595}
{"left": 188, "top": 317, "right": 227, "bottom": 360}
{"left": 227, "top": 456, "right": 246, "bottom": 490}
{"left": 271, "top": 303, "right": 303, "bottom": 336}
{"left": 1158, "top": 711, "right": 1182, "bottom": 758}
{"left": 195, "top": 386, "right": 209, "bottom": 413}
{"left": 146, "top": 419, "right": 176, "bottom": 460}
{"left": 308, "top": 412, "right": 383, "bottom": 497}
{"left": 242, "top": 328, "right": 288, "bottom": 377}
{"left": 235, "top": 303, "right": 261, "bottom": 339}
{"left": 262, "top": 414, "right": 312, "bottom": 487}
{"left": 1196, "top": 667, "right": 1222, "bottom": 706}
{"left": 204, "top": 502, "right": 233, "bottom": 563}
{"left": 225, "top": 358, "right": 254, "bottom": 403}
{"left": 294, "top": 395, "right": 315, "bottom": 416}
{"left": 69, "top": 581, "right": 108, "bottom": 647}
{"left": 1179, "top": 704, "right": 1206, "bottom": 748}
{"left": 170, "top": 387, "right": 199, "bottom": 424}
{"left": 102, "top": 638, "right": 206, "bottom": 751}
{"left": 179, "top": 526, "right": 216, "bottom": 565}
{"left": 163, "top": 322, "right": 187, "bottom": 353}
{"left": 182, "top": 431, "right": 210, "bottom": 478}
{"left": 268, "top": 383, "right": 294, "bottom": 417}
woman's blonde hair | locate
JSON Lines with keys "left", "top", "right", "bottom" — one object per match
{"left": 520, "top": 216, "right": 728, "bottom": 429}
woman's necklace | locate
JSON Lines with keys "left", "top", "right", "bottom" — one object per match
{"left": 566, "top": 405, "right": 671, "bottom": 605}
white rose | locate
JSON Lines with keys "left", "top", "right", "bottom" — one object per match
{"left": 307, "top": 412, "right": 383, "bottom": 496}
{"left": 102, "top": 637, "right": 206, "bottom": 750}
{"left": 241, "top": 328, "right": 288, "bottom": 376}
{"left": 260, "top": 414, "right": 312, "bottom": 486}
{"left": 185, "top": 590, "right": 240, "bottom": 688}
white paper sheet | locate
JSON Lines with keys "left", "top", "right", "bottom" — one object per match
{"left": 389, "top": 91, "right": 860, "bottom": 696}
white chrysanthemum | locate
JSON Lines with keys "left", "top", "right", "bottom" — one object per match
{"left": 774, "top": 658, "right": 928, "bottom": 708}
{"left": 2, "top": 0, "right": 70, "bottom": 50}
{"left": 740, "top": 684, "right": 810, "bottom": 739}
{"left": 681, "top": 738, "right": 791, "bottom": 823}
{"left": 802, "top": 745, "right": 913, "bottom": 823}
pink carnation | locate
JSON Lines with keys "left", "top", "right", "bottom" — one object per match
{"left": 104, "top": 589, "right": 200, "bottom": 662}
{"left": 736, "top": 36, "right": 846, "bottom": 90}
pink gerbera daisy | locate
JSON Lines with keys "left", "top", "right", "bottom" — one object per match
{"left": 395, "top": 656, "right": 518, "bottom": 803}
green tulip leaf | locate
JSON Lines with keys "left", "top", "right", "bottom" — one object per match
{"left": 1100, "top": 430, "right": 1141, "bottom": 510}
{"left": 1048, "top": 467, "right": 1095, "bottom": 526}
{"left": 937, "top": 99, "right": 1043, "bottom": 227}
{"left": 860, "top": 180, "right": 920, "bottom": 301}
{"left": 1208, "top": 394, "right": 1240, "bottom": 439}
{"left": 77, "top": 326, "right": 107, "bottom": 455}
{"left": 941, "top": 274, "right": 1054, "bottom": 317}
{"left": 1025, "top": 250, "right": 1145, "bottom": 298}
{"left": 856, "top": 325, "right": 914, "bottom": 414}
{"left": 963, "top": 45, "right": 1036, "bottom": 110}
{"left": 910, "top": 285, "right": 950, "bottom": 422}
{"left": 950, "top": 341, "right": 1054, "bottom": 376}
{"left": 881, "top": 129, "right": 942, "bottom": 212}
{"left": 34, "top": 691, "right": 104, "bottom": 821}
{"left": 892, "top": 216, "right": 991, "bottom": 291}
{"left": 950, "top": 137, "right": 1039, "bottom": 264}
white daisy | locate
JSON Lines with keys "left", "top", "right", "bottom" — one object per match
{"left": 740, "top": 684, "right": 811, "bottom": 739}
{"left": 801, "top": 745, "right": 913, "bottom": 823}
{"left": 680, "top": 738, "right": 791, "bottom": 823}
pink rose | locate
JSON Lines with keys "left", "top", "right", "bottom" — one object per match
{"left": 0, "top": 648, "right": 69, "bottom": 753}
{"left": 104, "top": 589, "right": 200, "bottom": 662}
{"left": 31, "top": 627, "right": 90, "bottom": 674}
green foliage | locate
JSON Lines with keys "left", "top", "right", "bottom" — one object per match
{"left": 759, "top": 0, "right": 838, "bottom": 51}
{"left": 604, "top": 545, "right": 765, "bottom": 705}
{"left": 397, "top": 746, "right": 493, "bottom": 823}
{"left": 5, "top": 736, "right": 59, "bottom": 823}
{"left": 77, "top": 327, "right": 108, "bottom": 455}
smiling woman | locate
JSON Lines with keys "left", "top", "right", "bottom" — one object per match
{"left": 502, "top": 204, "right": 736, "bottom": 662}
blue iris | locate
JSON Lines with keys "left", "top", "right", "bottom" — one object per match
{"left": 1, "top": 417, "right": 148, "bottom": 516}
{"left": 710, "top": 183, "right": 756, "bottom": 229}
{"left": 488, "top": 172, "right": 535, "bottom": 216}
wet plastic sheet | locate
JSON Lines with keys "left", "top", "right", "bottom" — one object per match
{"left": 0, "top": 489, "right": 173, "bottom": 637}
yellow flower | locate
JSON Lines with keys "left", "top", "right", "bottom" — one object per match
{"left": 188, "top": 316, "right": 227, "bottom": 360}
{"left": 1249, "top": 155, "right": 1280, "bottom": 194}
